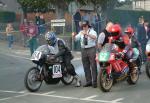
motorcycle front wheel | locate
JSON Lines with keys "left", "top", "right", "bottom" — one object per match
{"left": 146, "top": 61, "right": 150, "bottom": 78}
{"left": 97, "top": 68, "right": 113, "bottom": 92}
{"left": 24, "top": 67, "right": 43, "bottom": 92}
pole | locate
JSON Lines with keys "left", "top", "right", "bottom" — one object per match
{"left": 71, "top": 14, "right": 74, "bottom": 51}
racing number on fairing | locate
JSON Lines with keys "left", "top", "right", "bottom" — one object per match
{"left": 31, "top": 51, "right": 42, "bottom": 61}
{"left": 52, "top": 64, "right": 62, "bottom": 78}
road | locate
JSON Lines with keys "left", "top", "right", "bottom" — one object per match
{"left": 0, "top": 41, "right": 150, "bottom": 103}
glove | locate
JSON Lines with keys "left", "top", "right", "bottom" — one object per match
{"left": 117, "top": 52, "right": 125, "bottom": 58}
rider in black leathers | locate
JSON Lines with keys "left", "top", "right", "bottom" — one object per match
{"left": 45, "top": 31, "right": 81, "bottom": 87}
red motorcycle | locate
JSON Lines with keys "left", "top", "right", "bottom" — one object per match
{"left": 97, "top": 37, "right": 139, "bottom": 92}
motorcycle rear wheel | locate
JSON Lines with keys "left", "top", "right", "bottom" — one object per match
{"left": 146, "top": 61, "right": 150, "bottom": 78}
{"left": 98, "top": 68, "right": 113, "bottom": 92}
{"left": 24, "top": 67, "right": 43, "bottom": 92}
{"left": 61, "top": 64, "right": 74, "bottom": 85}
{"left": 127, "top": 64, "right": 139, "bottom": 85}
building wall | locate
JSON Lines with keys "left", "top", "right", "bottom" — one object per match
{"left": 133, "top": 0, "right": 150, "bottom": 11}
{"left": 0, "top": 0, "right": 20, "bottom": 13}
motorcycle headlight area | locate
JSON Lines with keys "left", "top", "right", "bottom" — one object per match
{"left": 98, "top": 52, "right": 110, "bottom": 62}
{"left": 30, "top": 51, "right": 42, "bottom": 61}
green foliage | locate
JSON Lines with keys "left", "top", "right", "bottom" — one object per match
{"left": 0, "top": 11, "right": 16, "bottom": 23}
{"left": 17, "top": 0, "right": 51, "bottom": 12}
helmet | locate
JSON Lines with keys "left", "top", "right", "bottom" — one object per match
{"left": 109, "top": 24, "right": 122, "bottom": 40}
{"left": 124, "top": 26, "right": 134, "bottom": 37}
{"left": 45, "top": 32, "right": 57, "bottom": 46}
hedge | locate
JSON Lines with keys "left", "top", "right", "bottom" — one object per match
{"left": 0, "top": 11, "right": 16, "bottom": 23}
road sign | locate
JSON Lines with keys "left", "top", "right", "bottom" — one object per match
{"left": 51, "top": 19, "right": 65, "bottom": 27}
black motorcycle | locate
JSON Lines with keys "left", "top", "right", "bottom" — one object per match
{"left": 24, "top": 45, "right": 74, "bottom": 92}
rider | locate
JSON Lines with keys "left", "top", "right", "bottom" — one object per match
{"left": 45, "top": 31, "right": 81, "bottom": 87}
{"left": 124, "top": 26, "right": 142, "bottom": 73}
{"left": 109, "top": 24, "right": 137, "bottom": 69}
{"left": 124, "top": 26, "right": 141, "bottom": 53}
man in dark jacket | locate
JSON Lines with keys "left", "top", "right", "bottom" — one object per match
{"left": 97, "top": 21, "right": 113, "bottom": 51}
{"left": 73, "top": 9, "right": 81, "bottom": 33}
{"left": 137, "top": 20, "right": 150, "bottom": 61}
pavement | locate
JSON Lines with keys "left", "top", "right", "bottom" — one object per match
{"left": 0, "top": 40, "right": 81, "bottom": 60}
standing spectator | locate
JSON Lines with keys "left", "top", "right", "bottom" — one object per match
{"left": 19, "top": 19, "right": 28, "bottom": 47}
{"left": 82, "top": 12, "right": 90, "bottom": 22}
{"left": 6, "top": 23, "right": 14, "bottom": 49}
{"left": 39, "top": 14, "right": 46, "bottom": 35}
{"left": 137, "top": 19, "right": 150, "bottom": 62}
{"left": 91, "top": 12, "right": 99, "bottom": 33}
{"left": 73, "top": 9, "right": 81, "bottom": 33}
{"left": 137, "top": 16, "right": 144, "bottom": 38}
{"left": 35, "top": 12, "right": 40, "bottom": 25}
{"left": 97, "top": 21, "right": 113, "bottom": 51}
{"left": 27, "top": 21, "right": 38, "bottom": 55}
{"left": 72, "top": 20, "right": 97, "bottom": 88}
{"left": 97, "top": 13, "right": 102, "bottom": 34}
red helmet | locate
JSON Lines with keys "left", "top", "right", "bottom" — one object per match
{"left": 109, "top": 24, "right": 122, "bottom": 40}
{"left": 124, "top": 26, "right": 134, "bottom": 37}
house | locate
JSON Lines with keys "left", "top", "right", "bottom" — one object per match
{"left": 133, "top": 0, "right": 150, "bottom": 11}
{"left": 0, "top": 0, "right": 20, "bottom": 13}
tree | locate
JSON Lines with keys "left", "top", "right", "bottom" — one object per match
{"left": 76, "top": 0, "right": 119, "bottom": 18}
{"left": 17, "top": 0, "right": 51, "bottom": 18}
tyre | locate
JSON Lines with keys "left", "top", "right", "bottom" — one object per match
{"left": 146, "top": 61, "right": 150, "bottom": 78}
{"left": 24, "top": 67, "right": 43, "bottom": 92}
{"left": 136, "top": 55, "right": 143, "bottom": 71}
{"left": 97, "top": 68, "right": 113, "bottom": 92}
{"left": 61, "top": 64, "right": 74, "bottom": 85}
{"left": 127, "top": 64, "right": 139, "bottom": 85}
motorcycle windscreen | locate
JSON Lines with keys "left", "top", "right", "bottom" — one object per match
{"left": 30, "top": 45, "right": 53, "bottom": 61}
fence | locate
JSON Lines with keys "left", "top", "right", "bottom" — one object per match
{"left": 0, "top": 18, "right": 106, "bottom": 51}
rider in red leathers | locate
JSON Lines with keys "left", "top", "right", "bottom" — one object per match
{"left": 109, "top": 24, "right": 137, "bottom": 69}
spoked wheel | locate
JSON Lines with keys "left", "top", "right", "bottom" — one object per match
{"left": 146, "top": 61, "right": 150, "bottom": 78}
{"left": 127, "top": 63, "right": 139, "bottom": 85}
{"left": 24, "top": 67, "right": 43, "bottom": 92}
{"left": 98, "top": 68, "right": 113, "bottom": 92}
{"left": 61, "top": 64, "right": 74, "bottom": 85}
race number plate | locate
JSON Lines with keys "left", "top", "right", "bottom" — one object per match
{"left": 52, "top": 64, "right": 62, "bottom": 78}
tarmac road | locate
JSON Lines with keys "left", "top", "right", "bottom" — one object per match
{"left": 0, "top": 41, "right": 150, "bottom": 103}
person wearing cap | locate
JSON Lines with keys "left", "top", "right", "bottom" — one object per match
{"left": 27, "top": 20, "right": 38, "bottom": 55}
{"left": 72, "top": 20, "right": 97, "bottom": 88}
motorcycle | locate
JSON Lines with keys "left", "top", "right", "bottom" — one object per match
{"left": 24, "top": 45, "right": 74, "bottom": 92}
{"left": 145, "top": 40, "right": 150, "bottom": 78}
{"left": 97, "top": 38, "right": 139, "bottom": 92}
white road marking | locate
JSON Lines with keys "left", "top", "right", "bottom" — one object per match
{"left": 41, "top": 91, "right": 56, "bottom": 95}
{"left": 18, "top": 90, "right": 28, "bottom": 93}
{"left": 0, "top": 90, "right": 21, "bottom": 94}
{"left": 0, "top": 94, "right": 28, "bottom": 101}
{"left": 82, "top": 95, "right": 98, "bottom": 100}
{"left": 111, "top": 98, "right": 124, "bottom": 103}
{"left": 0, "top": 89, "right": 123, "bottom": 103}
{"left": 0, "top": 97, "right": 12, "bottom": 101}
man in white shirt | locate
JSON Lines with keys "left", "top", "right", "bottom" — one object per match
{"left": 72, "top": 20, "right": 97, "bottom": 88}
